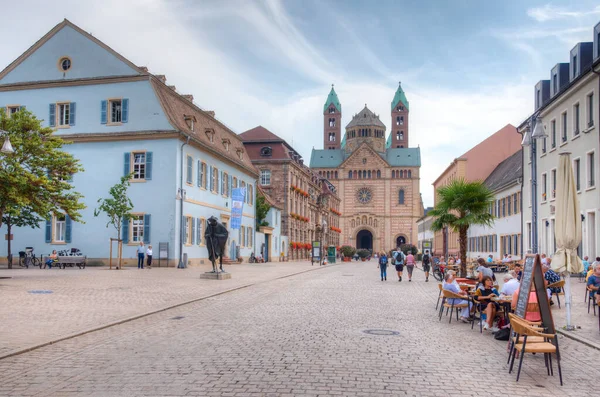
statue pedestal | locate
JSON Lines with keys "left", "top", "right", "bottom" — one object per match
{"left": 200, "top": 272, "right": 231, "bottom": 280}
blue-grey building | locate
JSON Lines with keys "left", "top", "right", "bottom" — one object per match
{"left": 0, "top": 19, "right": 258, "bottom": 266}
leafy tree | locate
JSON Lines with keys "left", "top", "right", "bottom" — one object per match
{"left": 255, "top": 191, "right": 271, "bottom": 229}
{"left": 429, "top": 179, "right": 494, "bottom": 277}
{"left": 0, "top": 110, "right": 85, "bottom": 265}
{"left": 94, "top": 174, "right": 134, "bottom": 239}
{"left": 400, "top": 244, "right": 418, "bottom": 256}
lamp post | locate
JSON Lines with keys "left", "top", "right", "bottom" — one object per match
{"left": 321, "top": 218, "right": 327, "bottom": 265}
{"left": 0, "top": 130, "right": 15, "bottom": 154}
{"left": 521, "top": 116, "right": 547, "bottom": 254}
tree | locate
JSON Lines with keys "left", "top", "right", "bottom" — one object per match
{"left": 255, "top": 191, "right": 271, "bottom": 229}
{"left": 0, "top": 110, "right": 85, "bottom": 265}
{"left": 94, "top": 175, "right": 134, "bottom": 269}
{"left": 429, "top": 179, "right": 494, "bottom": 277}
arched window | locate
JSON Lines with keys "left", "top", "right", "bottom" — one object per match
{"left": 400, "top": 131, "right": 404, "bottom": 140}
{"left": 351, "top": 220, "right": 355, "bottom": 228}
{"left": 334, "top": 171, "right": 338, "bottom": 179}
{"left": 398, "top": 189, "right": 405, "bottom": 204}
{"left": 348, "top": 171, "right": 352, "bottom": 179}
{"left": 329, "top": 107, "right": 335, "bottom": 114}
{"left": 400, "top": 116, "right": 404, "bottom": 125}
{"left": 353, "top": 170, "right": 357, "bottom": 179}
{"left": 362, "top": 170, "right": 367, "bottom": 178}
{"left": 327, "top": 171, "right": 330, "bottom": 179}
{"left": 358, "top": 171, "right": 362, "bottom": 179}
{"left": 400, "top": 145, "right": 404, "bottom": 148}
{"left": 396, "top": 116, "right": 400, "bottom": 125}
{"left": 368, "top": 170, "right": 372, "bottom": 179}
{"left": 408, "top": 170, "right": 412, "bottom": 178}
{"left": 377, "top": 170, "right": 381, "bottom": 178}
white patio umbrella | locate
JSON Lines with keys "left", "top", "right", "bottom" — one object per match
{"left": 551, "top": 152, "right": 583, "bottom": 330}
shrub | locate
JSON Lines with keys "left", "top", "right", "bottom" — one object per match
{"left": 340, "top": 245, "right": 356, "bottom": 257}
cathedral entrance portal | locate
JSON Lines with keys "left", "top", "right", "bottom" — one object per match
{"left": 356, "top": 230, "right": 373, "bottom": 250}
{"left": 396, "top": 236, "right": 406, "bottom": 247}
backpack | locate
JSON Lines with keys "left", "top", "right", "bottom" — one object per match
{"left": 379, "top": 256, "right": 388, "bottom": 266}
{"left": 423, "top": 254, "right": 430, "bottom": 265}
{"left": 393, "top": 251, "right": 405, "bottom": 265}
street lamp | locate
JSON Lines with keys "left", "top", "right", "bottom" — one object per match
{"left": 321, "top": 218, "right": 327, "bottom": 265}
{"left": 0, "top": 130, "right": 14, "bottom": 154}
{"left": 521, "top": 116, "right": 547, "bottom": 254}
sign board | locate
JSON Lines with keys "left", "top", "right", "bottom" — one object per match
{"left": 312, "top": 241, "right": 321, "bottom": 260}
{"left": 230, "top": 187, "right": 246, "bottom": 230}
{"left": 423, "top": 241, "right": 431, "bottom": 249}
{"left": 4, "top": 234, "right": 13, "bottom": 240}
{"left": 514, "top": 254, "right": 555, "bottom": 335}
{"left": 158, "top": 242, "right": 169, "bottom": 267}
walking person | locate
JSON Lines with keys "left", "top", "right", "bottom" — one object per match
{"left": 406, "top": 251, "right": 416, "bottom": 281}
{"left": 392, "top": 248, "right": 406, "bottom": 282}
{"left": 378, "top": 252, "right": 388, "bottom": 281}
{"left": 137, "top": 241, "right": 145, "bottom": 269}
{"left": 422, "top": 250, "right": 431, "bottom": 282}
{"left": 146, "top": 244, "right": 153, "bottom": 269}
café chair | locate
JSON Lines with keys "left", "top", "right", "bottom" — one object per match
{"left": 587, "top": 287, "right": 597, "bottom": 316}
{"left": 436, "top": 284, "right": 443, "bottom": 310}
{"left": 507, "top": 314, "right": 562, "bottom": 386}
{"left": 547, "top": 280, "right": 565, "bottom": 308}
{"left": 439, "top": 290, "right": 469, "bottom": 323}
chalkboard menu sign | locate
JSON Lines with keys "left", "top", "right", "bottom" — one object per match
{"left": 515, "top": 255, "right": 535, "bottom": 317}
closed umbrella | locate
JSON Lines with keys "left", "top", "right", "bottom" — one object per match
{"left": 551, "top": 152, "right": 583, "bottom": 331}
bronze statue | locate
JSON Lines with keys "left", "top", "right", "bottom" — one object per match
{"left": 204, "top": 216, "right": 229, "bottom": 273}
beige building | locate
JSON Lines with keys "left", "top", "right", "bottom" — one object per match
{"left": 310, "top": 84, "right": 423, "bottom": 252}
{"left": 432, "top": 124, "right": 521, "bottom": 256}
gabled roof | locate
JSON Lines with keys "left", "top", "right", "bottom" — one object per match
{"left": 310, "top": 149, "right": 345, "bottom": 168}
{"left": 239, "top": 126, "right": 284, "bottom": 142}
{"left": 391, "top": 82, "right": 409, "bottom": 111}
{"left": 385, "top": 147, "right": 421, "bottom": 167}
{"left": 323, "top": 85, "right": 341, "bottom": 113}
{"left": 0, "top": 19, "right": 144, "bottom": 82}
{"left": 484, "top": 150, "right": 522, "bottom": 192}
{"left": 309, "top": 146, "right": 421, "bottom": 168}
{"left": 346, "top": 105, "right": 385, "bottom": 128}
{"left": 257, "top": 185, "right": 283, "bottom": 210}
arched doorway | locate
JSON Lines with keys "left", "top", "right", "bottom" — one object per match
{"left": 396, "top": 235, "right": 406, "bottom": 248}
{"left": 356, "top": 230, "right": 373, "bottom": 250}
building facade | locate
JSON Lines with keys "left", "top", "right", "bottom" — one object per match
{"left": 431, "top": 124, "right": 521, "bottom": 257}
{"left": 310, "top": 84, "right": 422, "bottom": 253}
{"left": 0, "top": 19, "right": 258, "bottom": 266}
{"left": 241, "top": 126, "right": 341, "bottom": 260}
{"left": 254, "top": 187, "right": 287, "bottom": 262}
{"left": 521, "top": 20, "right": 600, "bottom": 259}
{"left": 467, "top": 151, "right": 523, "bottom": 261}
{"left": 416, "top": 207, "right": 434, "bottom": 254}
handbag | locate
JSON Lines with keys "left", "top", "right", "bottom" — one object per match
{"left": 494, "top": 327, "right": 510, "bottom": 341}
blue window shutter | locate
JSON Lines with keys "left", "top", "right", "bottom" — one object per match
{"left": 143, "top": 214, "right": 151, "bottom": 244}
{"left": 186, "top": 156, "right": 192, "bottom": 184}
{"left": 69, "top": 102, "right": 76, "bottom": 126}
{"left": 196, "top": 217, "right": 201, "bottom": 245}
{"left": 65, "top": 215, "right": 72, "bottom": 243}
{"left": 191, "top": 218, "right": 196, "bottom": 245}
{"left": 145, "top": 152, "right": 153, "bottom": 180}
{"left": 45, "top": 220, "right": 52, "bottom": 243}
{"left": 197, "top": 161, "right": 201, "bottom": 187}
{"left": 49, "top": 104, "right": 56, "bottom": 127}
{"left": 122, "top": 218, "right": 129, "bottom": 243}
{"left": 101, "top": 100, "right": 107, "bottom": 124}
{"left": 124, "top": 152, "right": 130, "bottom": 177}
{"left": 209, "top": 166, "right": 213, "bottom": 191}
{"left": 122, "top": 98, "right": 129, "bottom": 123}
{"left": 183, "top": 216, "right": 188, "bottom": 244}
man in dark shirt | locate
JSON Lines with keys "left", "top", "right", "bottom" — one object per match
{"left": 543, "top": 264, "right": 561, "bottom": 305}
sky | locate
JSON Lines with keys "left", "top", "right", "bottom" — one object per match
{"left": 1, "top": 0, "right": 600, "bottom": 206}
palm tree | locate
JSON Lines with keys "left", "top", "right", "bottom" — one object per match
{"left": 429, "top": 179, "right": 495, "bottom": 277}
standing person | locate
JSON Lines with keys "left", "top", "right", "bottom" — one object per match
{"left": 137, "top": 241, "right": 145, "bottom": 269}
{"left": 422, "top": 250, "right": 431, "bottom": 282}
{"left": 146, "top": 244, "right": 153, "bottom": 269}
{"left": 378, "top": 252, "right": 388, "bottom": 281}
{"left": 393, "top": 248, "right": 406, "bottom": 282}
{"left": 406, "top": 251, "right": 416, "bottom": 282}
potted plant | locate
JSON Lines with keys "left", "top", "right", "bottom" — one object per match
{"left": 356, "top": 249, "right": 369, "bottom": 261}
{"left": 340, "top": 245, "right": 356, "bottom": 261}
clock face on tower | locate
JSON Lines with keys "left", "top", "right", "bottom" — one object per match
{"left": 357, "top": 188, "right": 372, "bottom": 204}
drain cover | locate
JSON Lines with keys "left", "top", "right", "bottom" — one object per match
{"left": 28, "top": 290, "right": 53, "bottom": 294}
{"left": 170, "top": 316, "right": 185, "bottom": 320}
{"left": 363, "top": 329, "right": 399, "bottom": 336}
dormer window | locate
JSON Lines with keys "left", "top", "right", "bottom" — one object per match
{"left": 236, "top": 148, "right": 244, "bottom": 160}
{"left": 552, "top": 74, "right": 558, "bottom": 94}
{"left": 205, "top": 129, "right": 215, "bottom": 143}
{"left": 572, "top": 55, "right": 577, "bottom": 76}
{"left": 260, "top": 147, "right": 272, "bottom": 157}
{"left": 184, "top": 115, "right": 196, "bottom": 131}
{"left": 222, "top": 138, "right": 231, "bottom": 151}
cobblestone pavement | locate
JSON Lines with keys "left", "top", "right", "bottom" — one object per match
{"left": 0, "top": 261, "right": 323, "bottom": 358}
{"left": 0, "top": 261, "right": 596, "bottom": 396}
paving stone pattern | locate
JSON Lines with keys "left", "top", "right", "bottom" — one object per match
{"left": 0, "top": 261, "right": 597, "bottom": 396}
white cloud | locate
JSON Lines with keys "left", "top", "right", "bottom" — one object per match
{"left": 527, "top": 4, "right": 600, "bottom": 22}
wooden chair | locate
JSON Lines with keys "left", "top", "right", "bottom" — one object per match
{"left": 507, "top": 314, "right": 562, "bottom": 386}
{"left": 547, "top": 280, "right": 565, "bottom": 308}
{"left": 506, "top": 311, "right": 545, "bottom": 364}
{"left": 436, "top": 283, "right": 443, "bottom": 310}
{"left": 587, "top": 287, "right": 597, "bottom": 316}
{"left": 439, "top": 290, "right": 469, "bottom": 323}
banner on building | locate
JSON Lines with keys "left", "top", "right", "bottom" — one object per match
{"left": 231, "top": 187, "right": 246, "bottom": 229}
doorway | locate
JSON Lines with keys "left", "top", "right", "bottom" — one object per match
{"left": 356, "top": 230, "right": 373, "bottom": 250}
{"left": 396, "top": 235, "right": 406, "bottom": 248}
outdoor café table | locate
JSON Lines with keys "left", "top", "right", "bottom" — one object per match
{"left": 456, "top": 277, "right": 478, "bottom": 285}
{"left": 491, "top": 296, "right": 513, "bottom": 323}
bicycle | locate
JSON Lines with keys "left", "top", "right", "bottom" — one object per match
{"left": 432, "top": 262, "right": 445, "bottom": 282}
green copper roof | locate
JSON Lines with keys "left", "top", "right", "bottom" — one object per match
{"left": 391, "top": 82, "right": 409, "bottom": 111}
{"left": 341, "top": 133, "right": 347, "bottom": 149}
{"left": 386, "top": 133, "right": 392, "bottom": 148}
{"left": 323, "top": 85, "right": 341, "bottom": 113}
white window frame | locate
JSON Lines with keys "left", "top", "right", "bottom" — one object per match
{"left": 550, "top": 168, "right": 557, "bottom": 200}
{"left": 260, "top": 170, "right": 271, "bottom": 186}
{"left": 198, "top": 217, "right": 205, "bottom": 246}
{"left": 200, "top": 162, "right": 207, "bottom": 189}
{"left": 108, "top": 98, "right": 123, "bottom": 124}
{"left": 222, "top": 172, "right": 229, "bottom": 196}
{"left": 6, "top": 105, "right": 20, "bottom": 117}
{"left": 130, "top": 214, "right": 145, "bottom": 243}
{"left": 211, "top": 167, "right": 218, "bottom": 193}
{"left": 184, "top": 216, "right": 192, "bottom": 245}
{"left": 573, "top": 157, "right": 581, "bottom": 192}
{"left": 573, "top": 102, "right": 580, "bottom": 137}
{"left": 53, "top": 214, "right": 66, "bottom": 243}
{"left": 57, "top": 102, "right": 70, "bottom": 127}
{"left": 587, "top": 150, "right": 595, "bottom": 189}
{"left": 541, "top": 172, "right": 547, "bottom": 202}
{"left": 586, "top": 91, "right": 594, "bottom": 128}
{"left": 131, "top": 152, "right": 146, "bottom": 180}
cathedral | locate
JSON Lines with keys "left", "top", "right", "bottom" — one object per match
{"left": 309, "top": 83, "right": 423, "bottom": 252}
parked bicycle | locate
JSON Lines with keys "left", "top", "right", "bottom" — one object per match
{"left": 432, "top": 258, "right": 445, "bottom": 282}
{"left": 18, "top": 247, "right": 41, "bottom": 268}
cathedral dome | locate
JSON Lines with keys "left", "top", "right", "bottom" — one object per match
{"left": 346, "top": 105, "right": 386, "bottom": 129}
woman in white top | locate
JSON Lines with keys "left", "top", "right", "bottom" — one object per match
{"left": 146, "top": 245, "right": 153, "bottom": 269}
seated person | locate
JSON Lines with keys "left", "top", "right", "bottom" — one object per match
{"left": 511, "top": 284, "right": 541, "bottom": 322}
{"left": 501, "top": 254, "right": 510, "bottom": 263}
{"left": 476, "top": 258, "right": 495, "bottom": 283}
{"left": 486, "top": 254, "right": 493, "bottom": 263}
{"left": 500, "top": 273, "right": 519, "bottom": 297}
{"left": 475, "top": 276, "right": 500, "bottom": 331}
{"left": 442, "top": 272, "right": 472, "bottom": 323}
{"left": 542, "top": 264, "right": 561, "bottom": 304}
{"left": 513, "top": 264, "right": 523, "bottom": 281}
{"left": 582, "top": 256, "right": 590, "bottom": 275}
{"left": 45, "top": 250, "right": 58, "bottom": 269}
{"left": 587, "top": 264, "right": 600, "bottom": 305}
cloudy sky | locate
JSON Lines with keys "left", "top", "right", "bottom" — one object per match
{"left": 1, "top": 0, "right": 600, "bottom": 206}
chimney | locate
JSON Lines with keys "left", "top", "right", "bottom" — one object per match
{"left": 182, "top": 94, "right": 194, "bottom": 102}
{"left": 155, "top": 75, "right": 167, "bottom": 83}
{"left": 299, "top": 159, "right": 304, "bottom": 165}
{"left": 168, "top": 85, "right": 177, "bottom": 91}
{"left": 138, "top": 66, "right": 148, "bottom": 73}
{"left": 206, "top": 111, "right": 215, "bottom": 117}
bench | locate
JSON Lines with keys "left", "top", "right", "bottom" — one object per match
{"left": 42, "top": 256, "right": 87, "bottom": 269}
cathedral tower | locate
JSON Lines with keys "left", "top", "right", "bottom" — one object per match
{"left": 323, "top": 85, "right": 342, "bottom": 150}
{"left": 390, "top": 82, "right": 410, "bottom": 148}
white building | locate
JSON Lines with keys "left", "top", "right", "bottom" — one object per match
{"left": 254, "top": 188, "right": 287, "bottom": 261}
{"left": 417, "top": 208, "right": 434, "bottom": 254}
{"left": 468, "top": 151, "right": 523, "bottom": 260}
{"left": 521, "top": 21, "right": 600, "bottom": 259}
